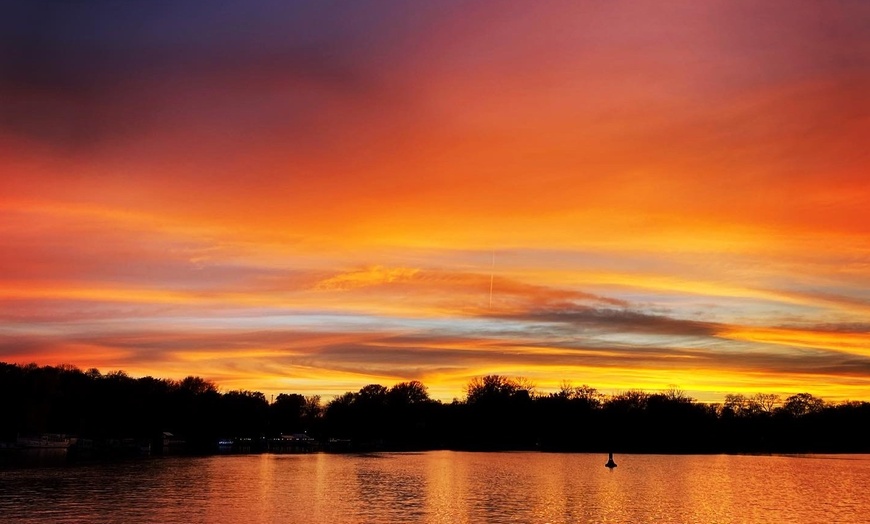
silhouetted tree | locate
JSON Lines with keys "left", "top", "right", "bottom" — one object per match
{"left": 301, "top": 396, "right": 323, "bottom": 436}
{"left": 605, "top": 389, "right": 650, "bottom": 412}
{"left": 323, "top": 385, "right": 390, "bottom": 448}
{"left": 663, "top": 384, "right": 691, "bottom": 403}
{"left": 463, "top": 375, "right": 536, "bottom": 449}
{"left": 220, "top": 390, "right": 269, "bottom": 438}
{"left": 536, "top": 382, "right": 603, "bottom": 451}
{"left": 383, "top": 381, "right": 436, "bottom": 449}
{"left": 781, "top": 393, "right": 825, "bottom": 417}
{"left": 723, "top": 393, "right": 760, "bottom": 417}
{"left": 753, "top": 393, "right": 781, "bottom": 414}
{"left": 388, "top": 381, "right": 429, "bottom": 406}
{"left": 272, "top": 393, "right": 307, "bottom": 434}
{"left": 179, "top": 376, "right": 218, "bottom": 395}
{"left": 3, "top": 362, "right": 870, "bottom": 456}
{"left": 465, "top": 375, "right": 532, "bottom": 405}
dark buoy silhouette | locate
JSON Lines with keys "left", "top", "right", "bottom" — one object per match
{"left": 605, "top": 452, "right": 617, "bottom": 468}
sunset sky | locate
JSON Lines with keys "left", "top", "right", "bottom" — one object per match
{"left": 2, "top": 1, "right": 869, "bottom": 402}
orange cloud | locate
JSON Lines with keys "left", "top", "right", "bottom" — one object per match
{"left": 2, "top": 1, "right": 869, "bottom": 403}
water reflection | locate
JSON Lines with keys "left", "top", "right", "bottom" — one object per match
{"left": 354, "top": 453, "right": 428, "bottom": 522}
{"left": 2, "top": 452, "right": 869, "bottom": 523}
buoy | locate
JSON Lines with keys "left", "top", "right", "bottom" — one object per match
{"left": 605, "top": 452, "right": 617, "bottom": 468}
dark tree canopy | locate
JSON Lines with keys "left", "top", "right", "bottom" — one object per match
{"left": 1, "top": 363, "right": 868, "bottom": 457}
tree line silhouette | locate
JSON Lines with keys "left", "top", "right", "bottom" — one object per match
{"left": 2, "top": 362, "right": 868, "bottom": 455}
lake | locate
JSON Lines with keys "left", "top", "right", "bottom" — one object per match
{"left": 1, "top": 452, "right": 868, "bottom": 523}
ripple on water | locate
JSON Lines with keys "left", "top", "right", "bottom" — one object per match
{"left": 2, "top": 452, "right": 869, "bottom": 524}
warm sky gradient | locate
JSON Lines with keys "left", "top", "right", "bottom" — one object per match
{"left": 2, "top": 1, "right": 869, "bottom": 402}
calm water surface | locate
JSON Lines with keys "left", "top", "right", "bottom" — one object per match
{"left": 1, "top": 452, "right": 868, "bottom": 523}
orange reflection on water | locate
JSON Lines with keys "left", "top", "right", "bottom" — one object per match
{"left": 5, "top": 452, "right": 870, "bottom": 523}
